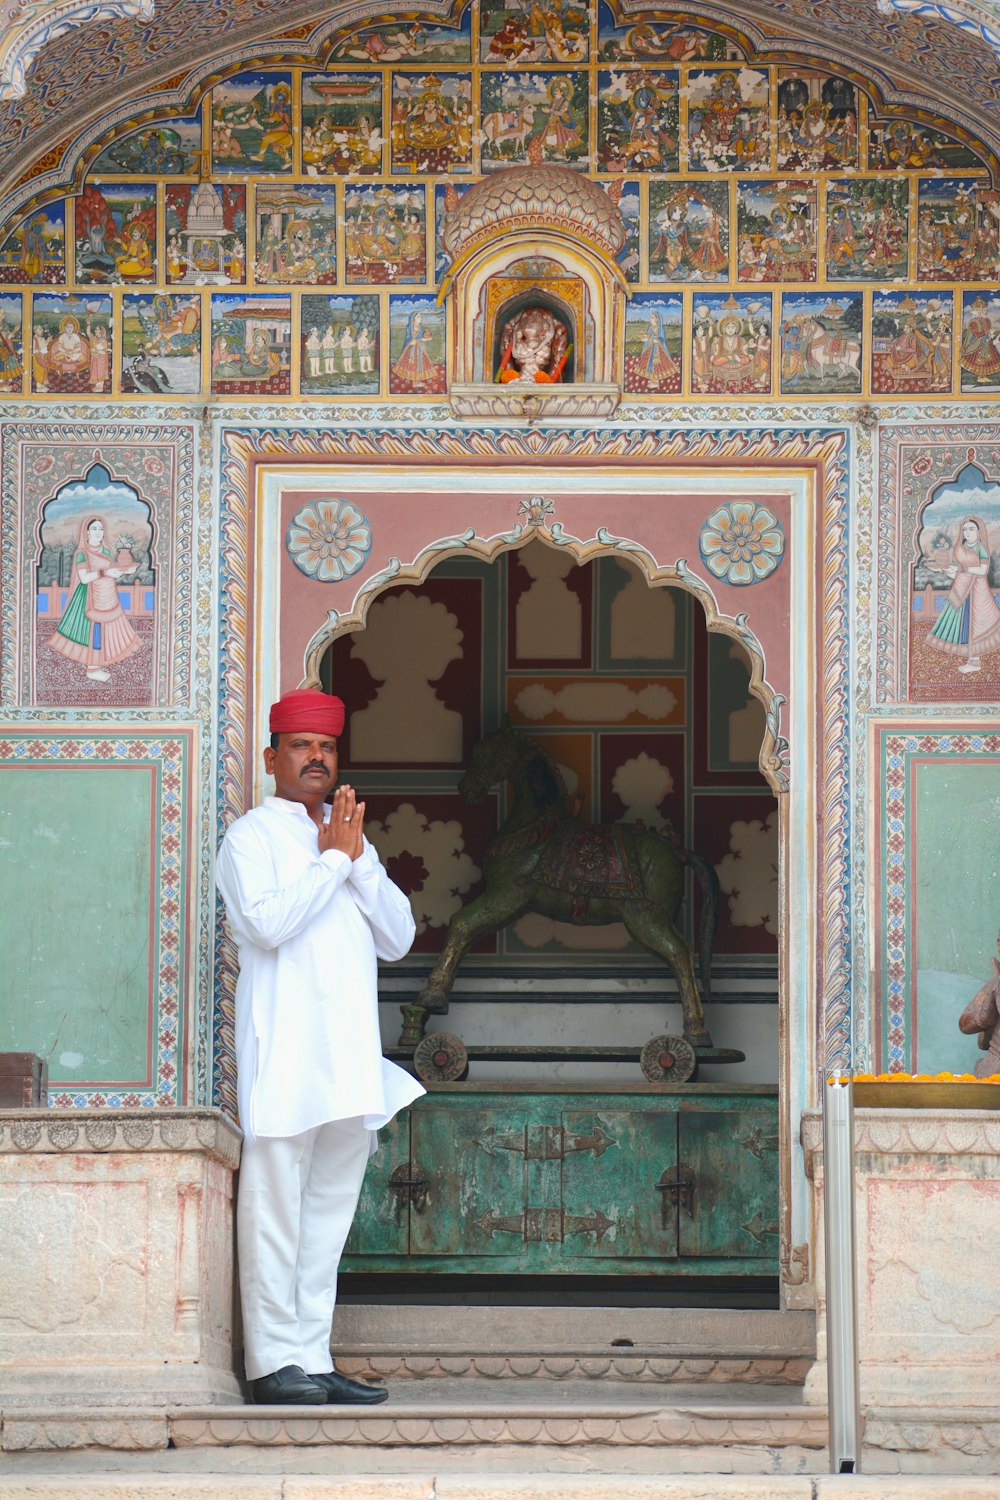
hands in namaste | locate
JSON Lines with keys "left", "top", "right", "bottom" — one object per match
{"left": 318, "top": 782, "right": 365, "bottom": 861}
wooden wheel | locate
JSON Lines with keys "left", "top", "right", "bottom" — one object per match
{"left": 414, "top": 1031, "right": 469, "bottom": 1084}
{"left": 640, "top": 1034, "right": 697, "bottom": 1084}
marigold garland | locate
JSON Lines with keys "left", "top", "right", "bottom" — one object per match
{"left": 830, "top": 1072, "right": 1000, "bottom": 1084}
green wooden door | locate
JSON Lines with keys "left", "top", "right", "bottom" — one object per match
{"left": 677, "top": 1104, "right": 779, "bottom": 1260}
{"left": 560, "top": 1108, "right": 680, "bottom": 1262}
{"left": 343, "top": 1111, "right": 411, "bottom": 1256}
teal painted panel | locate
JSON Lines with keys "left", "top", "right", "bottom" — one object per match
{"left": 678, "top": 1105, "right": 778, "bottom": 1259}
{"left": 0, "top": 765, "right": 153, "bottom": 1084}
{"left": 914, "top": 760, "right": 999, "bottom": 1075}
{"left": 561, "top": 1108, "right": 679, "bottom": 1261}
{"left": 344, "top": 1113, "right": 410, "bottom": 1257}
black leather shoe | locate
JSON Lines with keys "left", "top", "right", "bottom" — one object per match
{"left": 307, "top": 1369, "right": 389, "bottom": 1405}
{"left": 251, "top": 1364, "right": 326, "bottom": 1405}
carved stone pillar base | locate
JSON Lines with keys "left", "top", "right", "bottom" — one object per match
{"left": 0, "top": 1108, "right": 243, "bottom": 1407}
{"left": 802, "top": 1106, "right": 1000, "bottom": 1469}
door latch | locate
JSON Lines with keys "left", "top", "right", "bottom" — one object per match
{"left": 388, "top": 1161, "right": 430, "bottom": 1226}
{"left": 655, "top": 1163, "right": 696, "bottom": 1227}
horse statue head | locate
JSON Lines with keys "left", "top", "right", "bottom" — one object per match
{"left": 460, "top": 725, "right": 569, "bottom": 813}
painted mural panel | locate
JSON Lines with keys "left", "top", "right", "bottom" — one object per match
{"left": 75, "top": 184, "right": 156, "bottom": 286}
{"left": 597, "top": 4, "right": 741, "bottom": 63}
{"left": 778, "top": 290, "right": 862, "bottom": 396}
{"left": 910, "top": 460, "right": 1000, "bottom": 700}
{"left": 210, "top": 292, "right": 291, "bottom": 396}
{"left": 605, "top": 179, "right": 640, "bottom": 281}
{"left": 623, "top": 292, "right": 682, "bottom": 395}
{"left": 301, "top": 72, "right": 382, "bottom": 176}
{"left": 0, "top": 293, "right": 23, "bottom": 393}
{"left": 916, "top": 178, "right": 1000, "bottom": 282}
{"left": 959, "top": 292, "right": 1000, "bottom": 392}
{"left": 692, "top": 292, "right": 771, "bottom": 395}
{"left": 508, "top": 539, "right": 593, "bottom": 667}
{"left": 737, "top": 180, "right": 817, "bottom": 282}
{"left": 0, "top": 203, "right": 65, "bottom": 284}
{"left": 254, "top": 184, "right": 337, "bottom": 284}
{"left": 166, "top": 183, "right": 246, "bottom": 286}
{"left": 433, "top": 181, "right": 470, "bottom": 281}
{"left": 868, "top": 115, "right": 985, "bottom": 171}
{"left": 648, "top": 181, "right": 728, "bottom": 282}
{"left": 596, "top": 70, "right": 678, "bottom": 173}
{"left": 121, "top": 292, "right": 201, "bottom": 395}
{"left": 479, "top": 0, "right": 588, "bottom": 64}
{"left": 391, "top": 72, "right": 473, "bottom": 173}
{"left": 871, "top": 290, "right": 952, "bottom": 395}
{"left": 31, "top": 293, "right": 112, "bottom": 394}
{"left": 326, "top": 12, "right": 471, "bottom": 63}
{"left": 775, "top": 70, "right": 859, "bottom": 171}
{"left": 346, "top": 184, "right": 427, "bottom": 284}
{"left": 825, "top": 178, "right": 909, "bottom": 281}
{"left": 211, "top": 71, "right": 293, "bottom": 173}
{"left": 91, "top": 115, "right": 203, "bottom": 175}
{"left": 479, "top": 71, "right": 589, "bottom": 171}
{"left": 301, "top": 293, "right": 379, "bottom": 396}
{"left": 0, "top": 730, "right": 192, "bottom": 1106}
{"left": 35, "top": 461, "right": 154, "bottom": 703}
{"left": 388, "top": 294, "right": 446, "bottom": 395}
{"left": 686, "top": 68, "right": 769, "bottom": 173}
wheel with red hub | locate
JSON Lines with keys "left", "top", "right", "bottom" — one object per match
{"left": 414, "top": 1031, "right": 470, "bottom": 1084}
{"left": 639, "top": 1034, "right": 697, "bottom": 1083}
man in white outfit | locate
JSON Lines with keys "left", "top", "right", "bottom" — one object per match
{"left": 216, "top": 686, "right": 424, "bottom": 1405}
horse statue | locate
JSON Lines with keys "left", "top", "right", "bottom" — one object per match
{"left": 413, "top": 726, "right": 719, "bottom": 1048}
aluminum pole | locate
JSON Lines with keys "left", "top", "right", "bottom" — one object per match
{"left": 823, "top": 1076, "right": 861, "bottom": 1473}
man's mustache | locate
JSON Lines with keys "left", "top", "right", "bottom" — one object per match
{"left": 300, "top": 762, "right": 330, "bottom": 775}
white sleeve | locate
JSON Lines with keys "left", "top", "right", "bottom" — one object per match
{"left": 216, "top": 819, "right": 352, "bottom": 951}
{"left": 347, "top": 837, "right": 417, "bottom": 962}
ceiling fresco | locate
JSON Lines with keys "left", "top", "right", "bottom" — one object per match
{"left": 2, "top": 0, "right": 1000, "bottom": 214}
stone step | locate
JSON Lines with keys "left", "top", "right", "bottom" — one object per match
{"left": 334, "top": 1304, "right": 814, "bottom": 1385}
{"left": 1, "top": 1380, "right": 826, "bottom": 1475}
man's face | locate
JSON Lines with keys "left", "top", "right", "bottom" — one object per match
{"left": 264, "top": 731, "right": 339, "bottom": 803}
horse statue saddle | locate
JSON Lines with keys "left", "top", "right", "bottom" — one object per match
{"left": 530, "top": 822, "right": 645, "bottom": 916}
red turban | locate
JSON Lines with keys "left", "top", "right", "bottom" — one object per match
{"left": 269, "top": 688, "right": 345, "bottom": 737}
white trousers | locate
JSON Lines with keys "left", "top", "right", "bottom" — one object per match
{"left": 237, "top": 1116, "right": 371, "bottom": 1381}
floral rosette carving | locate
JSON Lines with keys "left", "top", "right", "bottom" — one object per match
{"left": 698, "top": 502, "right": 784, "bottom": 586}
{"left": 286, "top": 498, "right": 372, "bottom": 583}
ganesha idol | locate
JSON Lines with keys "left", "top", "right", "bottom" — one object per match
{"left": 496, "top": 305, "right": 570, "bottom": 384}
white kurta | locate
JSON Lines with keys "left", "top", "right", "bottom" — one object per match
{"left": 216, "top": 795, "right": 424, "bottom": 1145}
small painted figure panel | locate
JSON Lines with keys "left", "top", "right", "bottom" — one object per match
{"left": 255, "top": 184, "right": 337, "bottom": 285}
{"left": 301, "top": 73, "right": 383, "bottom": 176}
{"left": 165, "top": 183, "right": 246, "bottom": 286}
{"left": 871, "top": 290, "right": 952, "bottom": 394}
{"left": 824, "top": 179, "right": 909, "bottom": 281}
{"left": 691, "top": 292, "right": 772, "bottom": 394}
{"left": 624, "top": 293, "right": 682, "bottom": 394}
{"left": 959, "top": 293, "right": 1000, "bottom": 392}
{"left": 389, "top": 294, "right": 446, "bottom": 395}
{"left": 434, "top": 181, "right": 470, "bottom": 281}
{"left": 91, "top": 115, "right": 203, "bottom": 175}
{"left": 0, "top": 203, "right": 65, "bottom": 284}
{"left": 0, "top": 294, "right": 24, "bottom": 392}
{"left": 210, "top": 292, "right": 291, "bottom": 396}
{"left": 687, "top": 68, "right": 769, "bottom": 173}
{"left": 326, "top": 10, "right": 471, "bottom": 63}
{"left": 776, "top": 71, "right": 859, "bottom": 171}
{"left": 301, "top": 293, "right": 379, "bottom": 396}
{"left": 345, "top": 184, "right": 427, "bottom": 285}
{"left": 36, "top": 463, "right": 153, "bottom": 703}
{"left": 778, "top": 290, "right": 863, "bottom": 395}
{"left": 648, "top": 181, "right": 729, "bottom": 282}
{"left": 211, "top": 72, "right": 293, "bottom": 173}
{"left": 598, "top": 4, "right": 741, "bottom": 64}
{"left": 737, "top": 180, "right": 817, "bottom": 282}
{"left": 603, "top": 179, "right": 640, "bottom": 281}
{"left": 912, "top": 472, "right": 1000, "bottom": 697}
{"left": 868, "top": 116, "right": 985, "bottom": 172}
{"left": 480, "top": 0, "right": 588, "bottom": 64}
{"left": 391, "top": 73, "right": 473, "bottom": 174}
{"left": 597, "top": 70, "right": 678, "bottom": 173}
{"left": 121, "top": 292, "right": 201, "bottom": 395}
{"left": 480, "top": 71, "right": 589, "bottom": 171}
{"left": 31, "top": 293, "right": 113, "bottom": 395}
{"left": 917, "top": 179, "right": 1000, "bottom": 282}
{"left": 75, "top": 184, "right": 156, "bottom": 285}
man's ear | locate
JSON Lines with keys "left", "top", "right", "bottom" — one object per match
{"left": 263, "top": 744, "right": 276, "bottom": 775}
